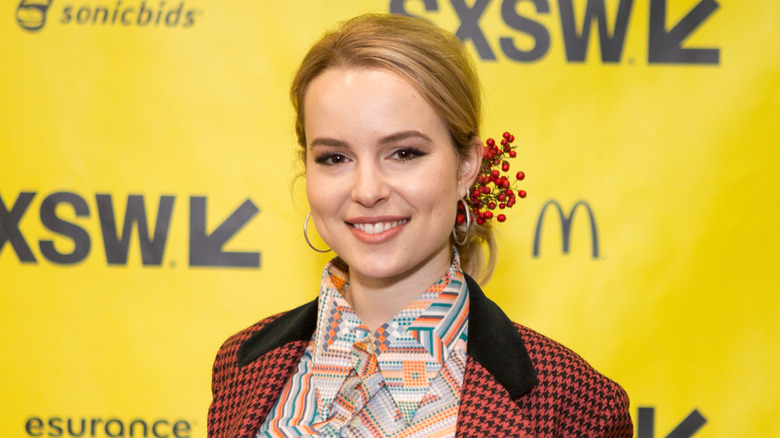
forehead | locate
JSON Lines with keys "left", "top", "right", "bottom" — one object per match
{"left": 303, "top": 67, "right": 448, "bottom": 143}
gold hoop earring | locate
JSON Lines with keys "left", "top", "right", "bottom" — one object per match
{"left": 452, "top": 199, "right": 471, "bottom": 246}
{"left": 304, "top": 212, "right": 331, "bottom": 253}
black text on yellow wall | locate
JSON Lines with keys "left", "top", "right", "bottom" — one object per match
{"left": 390, "top": 0, "right": 720, "bottom": 64}
{"left": 0, "top": 191, "right": 260, "bottom": 268}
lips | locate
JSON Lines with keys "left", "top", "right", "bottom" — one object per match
{"left": 346, "top": 217, "right": 409, "bottom": 244}
{"left": 351, "top": 219, "right": 408, "bottom": 235}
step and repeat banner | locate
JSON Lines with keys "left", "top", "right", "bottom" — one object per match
{"left": 2, "top": 1, "right": 778, "bottom": 437}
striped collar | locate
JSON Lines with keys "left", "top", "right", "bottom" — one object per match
{"left": 236, "top": 271, "right": 539, "bottom": 401}
{"left": 310, "top": 254, "right": 469, "bottom": 423}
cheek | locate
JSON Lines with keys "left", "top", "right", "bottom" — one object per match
{"left": 306, "top": 170, "right": 350, "bottom": 223}
{"left": 406, "top": 168, "right": 460, "bottom": 214}
{"left": 305, "top": 173, "right": 331, "bottom": 214}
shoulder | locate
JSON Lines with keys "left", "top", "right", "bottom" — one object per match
{"left": 211, "top": 298, "right": 319, "bottom": 394}
{"left": 514, "top": 323, "right": 633, "bottom": 437}
{"left": 515, "top": 322, "right": 623, "bottom": 395}
{"left": 211, "top": 313, "right": 285, "bottom": 392}
{"left": 213, "top": 314, "right": 284, "bottom": 364}
{"left": 209, "top": 310, "right": 312, "bottom": 437}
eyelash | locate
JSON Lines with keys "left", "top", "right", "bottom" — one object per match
{"left": 313, "top": 153, "right": 349, "bottom": 165}
{"left": 392, "top": 147, "right": 427, "bottom": 161}
{"left": 313, "top": 148, "right": 427, "bottom": 166}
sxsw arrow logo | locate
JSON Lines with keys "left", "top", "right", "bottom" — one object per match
{"left": 189, "top": 197, "right": 259, "bottom": 267}
{"left": 638, "top": 407, "right": 707, "bottom": 438}
{"left": 649, "top": 0, "right": 720, "bottom": 64}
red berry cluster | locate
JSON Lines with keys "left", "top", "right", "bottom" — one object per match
{"left": 457, "top": 132, "right": 526, "bottom": 225}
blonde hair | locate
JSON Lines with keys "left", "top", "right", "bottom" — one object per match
{"left": 291, "top": 13, "right": 496, "bottom": 284}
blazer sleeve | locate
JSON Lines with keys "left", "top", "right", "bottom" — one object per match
{"left": 601, "top": 382, "right": 633, "bottom": 437}
{"left": 210, "top": 330, "right": 243, "bottom": 401}
{"left": 208, "top": 317, "right": 278, "bottom": 437}
{"left": 516, "top": 324, "right": 633, "bottom": 438}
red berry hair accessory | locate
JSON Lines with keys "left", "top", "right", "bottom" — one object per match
{"left": 457, "top": 131, "right": 527, "bottom": 226}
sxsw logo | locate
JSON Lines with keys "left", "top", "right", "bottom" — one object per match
{"left": 0, "top": 191, "right": 260, "bottom": 268}
{"left": 533, "top": 199, "right": 599, "bottom": 258}
{"left": 16, "top": 0, "right": 201, "bottom": 32}
{"left": 391, "top": 0, "right": 720, "bottom": 64}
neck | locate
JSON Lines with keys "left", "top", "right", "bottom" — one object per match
{"left": 343, "top": 249, "right": 452, "bottom": 331}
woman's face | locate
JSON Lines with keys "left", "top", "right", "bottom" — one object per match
{"left": 304, "top": 67, "right": 479, "bottom": 286}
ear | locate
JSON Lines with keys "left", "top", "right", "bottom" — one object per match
{"left": 457, "top": 137, "right": 483, "bottom": 199}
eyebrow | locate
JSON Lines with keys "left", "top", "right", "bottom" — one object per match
{"left": 379, "top": 130, "right": 433, "bottom": 145}
{"left": 309, "top": 130, "right": 433, "bottom": 149}
{"left": 309, "top": 137, "right": 347, "bottom": 148}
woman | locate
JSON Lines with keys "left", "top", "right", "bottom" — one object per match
{"left": 209, "top": 13, "right": 632, "bottom": 438}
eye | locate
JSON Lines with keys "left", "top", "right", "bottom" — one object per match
{"left": 313, "top": 153, "right": 350, "bottom": 165}
{"left": 391, "top": 147, "right": 427, "bottom": 162}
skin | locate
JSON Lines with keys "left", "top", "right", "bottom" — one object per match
{"left": 304, "top": 67, "right": 481, "bottom": 330}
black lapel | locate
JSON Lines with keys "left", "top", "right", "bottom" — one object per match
{"left": 237, "top": 298, "right": 318, "bottom": 368}
{"left": 464, "top": 274, "right": 538, "bottom": 399}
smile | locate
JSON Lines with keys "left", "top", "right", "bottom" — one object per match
{"left": 351, "top": 219, "right": 408, "bottom": 235}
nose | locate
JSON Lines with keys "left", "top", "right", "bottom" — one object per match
{"left": 351, "top": 160, "right": 390, "bottom": 207}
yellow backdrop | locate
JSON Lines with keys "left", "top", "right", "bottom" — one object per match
{"left": 2, "top": 1, "right": 778, "bottom": 437}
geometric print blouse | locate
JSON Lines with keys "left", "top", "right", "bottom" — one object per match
{"left": 257, "top": 254, "right": 470, "bottom": 437}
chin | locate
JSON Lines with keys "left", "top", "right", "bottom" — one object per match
{"left": 348, "top": 259, "right": 408, "bottom": 281}
{"left": 344, "top": 247, "right": 450, "bottom": 286}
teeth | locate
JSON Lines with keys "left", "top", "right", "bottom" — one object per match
{"left": 353, "top": 219, "right": 407, "bottom": 234}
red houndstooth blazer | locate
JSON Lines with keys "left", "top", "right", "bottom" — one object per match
{"left": 208, "top": 275, "right": 633, "bottom": 437}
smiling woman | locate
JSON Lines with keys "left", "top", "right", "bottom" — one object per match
{"left": 208, "top": 13, "right": 633, "bottom": 438}
{"left": 303, "top": 68, "right": 476, "bottom": 328}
